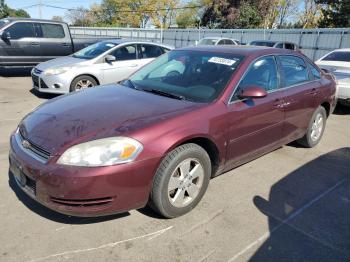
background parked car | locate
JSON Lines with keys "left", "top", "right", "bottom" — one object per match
{"left": 31, "top": 40, "right": 173, "bottom": 94}
{"left": 249, "top": 40, "right": 299, "bottom": 51}
{"left": 0, "top": 17, "right": 109, "bottom": 68}
{"left": 196, "top": 37, "right": 240, "bottom": 46}
{"left": 316, "top": 49, "right": 350, "bottom": 107}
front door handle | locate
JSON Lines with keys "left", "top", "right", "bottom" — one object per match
{"left": 30, "top": 42, "right": 39, "bottom": 46}
{"left": 129, "top": 64, "right": 138, "bottom": 67}
{"left": 61, "top": 43, "right": 69, "bottom": 47}
{"left": 273, "top": 98, "right": 284, "bottom": 109}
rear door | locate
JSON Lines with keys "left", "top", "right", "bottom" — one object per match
{"left": 225, "top": 56, "right": 285, "bottom": 170}
{"left": 138, "top": 44, "right": 165, "bottom": 67}
{"left": 277, "top": 55, "right": 320, "bottom": 142}
{"left": 35, "top": 23, "right": 72, "bottom": 62}
{"left": 1, "top": 22, "right": 40, "bottom": 66}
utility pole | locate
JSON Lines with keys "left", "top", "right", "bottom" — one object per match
{"left": 38, "top": 0, "right": 42, "bottom": 19}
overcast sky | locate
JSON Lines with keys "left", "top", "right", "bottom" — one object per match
{"left": 5, "top": 0, "right": 101, "bottom": 20}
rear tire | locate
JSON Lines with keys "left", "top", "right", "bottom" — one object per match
{"left": 297, "top": 106, "right": 327, "bottom": 148}
{"left": 149, "top": 143, "right": 211, "bottom": 218}
{"left": 70, "top": 75, "right": 97, "bottom": 92}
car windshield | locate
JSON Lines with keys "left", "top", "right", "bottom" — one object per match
{"left": 322, "top": 51, "right": 350, "bottom": 62}
{"left": 73, "top": 42, "right": 118, "bottom": 59}
{"left": 125, "top": 50, "right": 243, "bottom": 103}
{"left": 250, "top": 41, "right": 275, "bottom": 47}
{"left": 198, "top": 38, "right": 218, "bottom": 45}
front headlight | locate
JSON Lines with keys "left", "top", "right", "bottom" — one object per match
{"left": 57, "top": 137, "right": 143, "bottom": 167}
{"left": 44, "top": 67, "right": 72, "bottom": 76}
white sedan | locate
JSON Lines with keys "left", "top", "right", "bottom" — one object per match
{"left": 31, "top": 40, "right": 173, "bottom": 94}
{"left": 316, "top": 49, "right": 350, "bottom": 106}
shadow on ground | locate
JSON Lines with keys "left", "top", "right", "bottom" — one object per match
{"left": 8, "top": 171, "right": 130, "bottom": 224}
{"left": 251, "top": 148, "right": 350, "bottom": 261}
{"left": 0, "top": 68, "right": 33, "bottom": 77}
{"left": 29, "top": 88, "right": 61, "bottom": 99}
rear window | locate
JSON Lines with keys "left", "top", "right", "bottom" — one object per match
{"left": 41, "top": 23, "right": 65, "bottom": 38}
{"left": 198, "top": 38, "right": 218, "bottom": 45}
{"left": 322, "top": 51, "right": 350, "bottom": 62}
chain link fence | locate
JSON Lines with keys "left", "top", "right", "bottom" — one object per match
{"left": 70, "top": 27, "right": 350, "bottom": 60}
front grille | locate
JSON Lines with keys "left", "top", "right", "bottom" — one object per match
{"left": 18, "top": 130, "right": 51, "bottom": 161}
{"left": 32, "top": 74, "right": 39, "bottom": 87}
{"left": 50, "top": 197, "right": 114, "bottom": 207}
{"left": 33, "top": 68, "right": 43, "bottom": 74}
{"left": 40, "top": 79, "right": 49, "bottom": 88}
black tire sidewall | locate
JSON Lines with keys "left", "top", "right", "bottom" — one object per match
{"left": 70, "top": 75, "right": 97, "bottom": 92}
{"left": 151, "top": 144, "right": 211, "bottom": 218}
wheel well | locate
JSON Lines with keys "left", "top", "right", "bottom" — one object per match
{"left": 321, "top": 102, "right": 330, "bottom": 117}
{"left": 73, "top": 74, "right": 100, "bottom": 86}
{"left": 180, "top": 137, "right": 220, "bottom": 176}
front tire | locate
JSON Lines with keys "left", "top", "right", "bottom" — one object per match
{"left": 297, "top": 106, "right": 327, "bottom": 148}
{"left": 70, "top": 75, "right": 97, "bottom": 92}
{"left": 150, "top": 143, "right": 211, "bottom": 218}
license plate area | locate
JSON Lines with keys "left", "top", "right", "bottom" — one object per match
{"left": 9, "top": 156, "right": 36, "bottom": 197}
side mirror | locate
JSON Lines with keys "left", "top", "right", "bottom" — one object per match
{"left": 105, "top": 55, "right": 116, "bottom": 63}
{"left": 239, "top": 86, "right": 267, "bottom": 99}
{"left": 1, "top": 31, "right": 11, "bottom": 40}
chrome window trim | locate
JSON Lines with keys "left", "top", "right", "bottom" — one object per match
{"left": 15, "top": 129, "right": 47, "bottom": 164}
{"left": 228, "top": 54, "right": 319, "bottom": 105}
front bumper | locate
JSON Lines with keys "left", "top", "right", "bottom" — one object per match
{"left": 31, "top": 70, "right": 71, "bottom": 94}
{"left": 9, "top": 134, "right": 160, "bottom": 217}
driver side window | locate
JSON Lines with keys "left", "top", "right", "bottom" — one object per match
{"left": 232, "top": 56, "right": 278, "bottom": 101}
{"left": 113, "top": 45, "right": 137, "bottom": 61}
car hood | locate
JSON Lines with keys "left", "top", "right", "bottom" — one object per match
{"left": 20, "top": 85, "right": 202, "bottom": 155}
{"left": 35, "top": 56, "right": 88, "bottom": 71}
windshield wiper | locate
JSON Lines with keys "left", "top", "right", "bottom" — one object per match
{"left": 144, "top": 89, "right": 186, "bottom": 100}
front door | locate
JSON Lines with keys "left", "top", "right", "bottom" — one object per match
{"left": 101, "top": 44, "right": 141, "bottom": 84}
{"left": 225, "top": 56, "right": 285, "bottom": 171}
{"left": 1, "top": 22, "right": 40, "bottom": 66}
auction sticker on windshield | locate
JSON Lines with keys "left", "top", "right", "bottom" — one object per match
{"left": 208, "top": 57, "right": 237, "bottom": 66}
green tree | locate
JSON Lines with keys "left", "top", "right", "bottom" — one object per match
{"left": 316, "top": 0, "right": 350, "bottom": 28}
{"left": 175, "top": 1, "right": 199, "bottom": 28}
{"left": 0, "top": 4, "right": 30, "bottom": 19}
{"left": 234, "top": 2, "right": 262, "bottom": 29}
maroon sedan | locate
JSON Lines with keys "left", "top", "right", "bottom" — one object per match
{"left": 9, "top": 46, "right": 336, "bottom": 218}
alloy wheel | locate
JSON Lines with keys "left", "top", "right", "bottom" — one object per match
{"left": 167, "top": 158, "right": 204, "bottom": 208}
{"left": 310, "top": 113, "right": 324, "bottom": 142}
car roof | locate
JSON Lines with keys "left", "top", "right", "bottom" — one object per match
{"left": 330, "top": 48, "right": 350, "bottom": 52}
{"left": 2, "top": 17, "right": 67, "bottom": 24}
{"left": 179, "top": 45, "right": 296, "bottom": 55}
{"left": 100, "top": 39, "right": 173, "bottom": 49}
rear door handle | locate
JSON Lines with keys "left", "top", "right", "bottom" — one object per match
{"left": 307, "top": 88, "right": 318, "bottom": 95}
{"left": 129, "top": 64, "right": 138, "bottom": 67}
{"left": 61, "top": 43, "right": 69, "bottom": 47}
{"left": 30, "top": 42, "right": 39, "bottom": 46}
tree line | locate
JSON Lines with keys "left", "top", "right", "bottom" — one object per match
{"left": 1, "top": 0, "right": 349, "bottom": 29}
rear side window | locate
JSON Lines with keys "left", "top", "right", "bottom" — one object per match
{"left": 140, "top": 44, "right": 163, "bottom": 58}
{"left": 285, "top": 43, "right": 295, "bottom": 50}
{"left": 275, "top": 43, "right": 284, "bottom": 49}
{"left": 224, "top": 39, "right": 234, "bottom": 45}
{"left": 308, "top": 62, "right": 321, "bottom": 79}
{"left": 41, "top": 24, "right": 65, "bottom": 38}
{"left": 5, "top": 22, "right": 35, "bottom": 39}
{"left": 232, "top": 56, "right": 278, "bottom": 101}
{"left": 279, "top": 56, "right": 309, "bottom": 87}
{"left": 322, "top": 51, "right": 350, "bottom": 62}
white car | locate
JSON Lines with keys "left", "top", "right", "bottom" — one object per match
{"left": 316, "top": 49, "right": 350, "bottom": 106}
{"left": 196, "top": 37, "right": 240, "bottom": 46}
{"left": 31, "top": 40, "right": 173, "bottom": 94}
